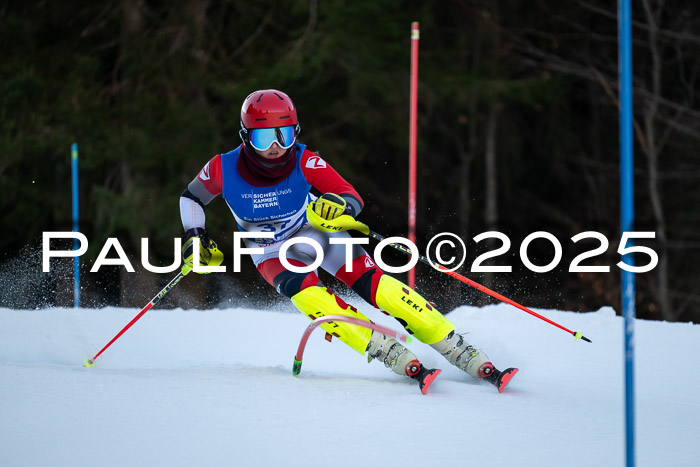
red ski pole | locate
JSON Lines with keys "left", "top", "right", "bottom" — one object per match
{"left": 432, "top": 262, "right": 591, "bottom": 342}
{"left": 362, "top": 228, "right": 592, "bottom": 343}
{"left": 84, "top": 271, "right": 186, "bottom": 367}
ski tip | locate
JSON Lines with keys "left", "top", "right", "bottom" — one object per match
{"left": 83, "top": 358, "right": 95, "bottom": 368}
{"left": 496, "top": 368, "right": 519, "bottom": 393}
{"left": 420, "top": 368, "right": 441, "bottom": 395}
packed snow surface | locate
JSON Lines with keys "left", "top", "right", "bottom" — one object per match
{"left": 1, "top": 303, "right": 698, "bottom": 467}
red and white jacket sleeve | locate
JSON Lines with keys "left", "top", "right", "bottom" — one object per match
{"left": 179, "top": 154, "right": 223, "bottom": 231}
{"left": 300, "top": 150, "right": 364, "bottom": 216}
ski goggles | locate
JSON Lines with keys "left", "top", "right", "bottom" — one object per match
{"left": 249, "top": 125, "right": 297, "bottom": 151}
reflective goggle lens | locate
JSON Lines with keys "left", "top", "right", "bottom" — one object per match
{"left": 249, "top": 126, "right": 296, "bottom": 151}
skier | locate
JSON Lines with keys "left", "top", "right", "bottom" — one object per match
{"left": 179, "top": 89, "right": 517, "bottom": 394}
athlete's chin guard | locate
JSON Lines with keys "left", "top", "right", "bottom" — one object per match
{"left": 305, "top": 203, "right": 370, "bottom": 235}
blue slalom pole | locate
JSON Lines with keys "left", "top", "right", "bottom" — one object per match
{"left": 71, "top": 143, "right": 80, "bottom": 308}
{"left": 618, "top": 1, "right": 635, "bottom": 466}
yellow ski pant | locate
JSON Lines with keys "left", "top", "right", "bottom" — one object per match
{"left": 291, "top": 275, "right": 455, "bottom": 354}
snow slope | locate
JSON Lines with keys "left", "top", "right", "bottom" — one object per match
{"left": 1, "top": 303, "right": 698, "bottom": 467}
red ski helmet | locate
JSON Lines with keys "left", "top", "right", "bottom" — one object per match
{"left": 239, "top": 89, "right": 300, "bottom": 149}
{"left": 240, "top": 89, "right": 298, "bottom": 130}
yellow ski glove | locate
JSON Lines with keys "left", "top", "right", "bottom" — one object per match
{"left": 181, "top": 228, "right": 224, "bottom": 275}
{"left": 312, "top": 193, "right": 348, "bottom": 220}
{"left": 306, "top": 194, "right": 369, "bottom": 235}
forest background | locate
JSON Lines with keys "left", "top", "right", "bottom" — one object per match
{"left": 1, "top": 0, "right": 699, "bottom": 323}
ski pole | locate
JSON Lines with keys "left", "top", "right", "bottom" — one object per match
{"left": 293, "top": 315, "right": 412, "bottom": 376}
{"left": 348, "top": 221, "right": 592, "bottom": 343}
{"left": 84, "top": 271, "right": 186, "bottom": 367}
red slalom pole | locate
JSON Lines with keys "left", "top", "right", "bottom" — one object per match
{"left": 408, "top": 21, "right": 420, "bottom": 289}
{"left": 84, "top": 271, "right": 186, "bottom": 366}
{"left": 293, "top": 315, "right": 413, "bottom": 376}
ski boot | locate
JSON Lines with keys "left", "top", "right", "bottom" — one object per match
{"left": 367, "top": 331, "right": 441, "bottom": 395}
{"left": 431, "top": 330, "right": 518, "bottom": 392}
